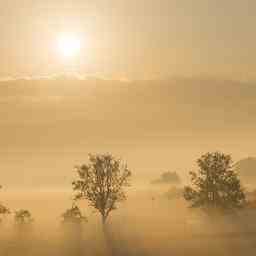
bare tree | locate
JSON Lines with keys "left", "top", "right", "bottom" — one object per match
{"left": 72, "top": 153, "right": 131, "bottom": 225}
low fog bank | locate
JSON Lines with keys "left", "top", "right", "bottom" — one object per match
{"left": 1, "top": 185, "right": 256, "bottom": 256}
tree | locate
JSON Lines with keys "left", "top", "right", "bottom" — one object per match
{"left": 0, "top": 204, "right": 10, "bottom": 223}
{"left": 0, "top": 186, "right": 10, "bottom": 223}
{"left": 151, "top": 171, "right": 181, "bottom": 185}
{"left": 14, "top": 209, "right": 33, "bottom": 226}
{"left": 72, "top": 153, "right": 131, "bottom": 225}
{"left": 62, "top": 204, "right": 87, "bottom": 224}
{"left": 61, "top": 205, "right": 87, "bottom": 256}
{"left": 184, "top": 151, "right": 246, "bottom": 213}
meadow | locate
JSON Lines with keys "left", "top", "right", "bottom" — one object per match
{"left": 1, "top": 184, "right": 256, "bottom": 256}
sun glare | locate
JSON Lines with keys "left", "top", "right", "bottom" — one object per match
{"left": 57, "top": 34, "right": 81, "bottom": 58}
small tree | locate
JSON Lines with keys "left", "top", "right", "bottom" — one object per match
{"left": 0, "top": 204, "right": 10, "bottom": 222}
{"left": 151, "top": 171, "right": 181, "bottom": 185}
{"left": 61, "top": 205, "right": 87, "bottom": 256}
{"left": 62, "top": 204, "right": 87, "bottom": 224}
{"left": 72, "top": 153, "right": 131, "bottom": 225}
{"left": 0, "top": 186, "right": 10, "bottom": 223}
{"left": 14, "top": 210, "right": 33, "bottom": 226}
{"left": 184, "top": 151, "right": 246, "bottom": 213}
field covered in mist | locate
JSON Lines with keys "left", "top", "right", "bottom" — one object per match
{"left": 1, "top": 0, "right": 256, "bottom": 254}
{"left": 1, "top": 77, "right": 256, "bottom": 255}
{"left": 1, "top": 184, "right": 256, "bottom": 256}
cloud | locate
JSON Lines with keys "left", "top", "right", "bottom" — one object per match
{"left": 0, "top": 95, "right": 63, "bottom": 104}
{"left": 0, "top": 77, "right": 17, "bottom": 82}
{"left": 0, "top": 72, "right": 132, "bottom": 105}
{"left": 0, "top": 72, "right": 132, "bottom": 83}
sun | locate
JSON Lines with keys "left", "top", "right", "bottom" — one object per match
{"left": 57, "top": 34, "right": 81, "bottom": 58}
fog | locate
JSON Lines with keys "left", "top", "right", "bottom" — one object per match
{"left": 1, "top": 0, "right": 256, "bottom": 253}
{"left": 1, "top": 77, "right": 256, "bottom": 189}
{"left": 1, "top": 183, "right": 256, "bottom": 256}
{"left": 1, "top": 77, "right": 256, "bottom": 255}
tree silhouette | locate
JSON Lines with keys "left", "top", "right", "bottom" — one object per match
{"left": 14, "top": 209, "right": 33, "bottom": 226}
{"left": 151, "top": 171, "right": 181, "bottom": 184}
{"left": 184, "top": 151, "right": 246, "bottom": 213}
{"left": 0, "top": 186, "right": 10, "bottom": 223}
{"left": 62, "top": 204, "right": 87, "bottom": 224}
{"left": 0, "top": 204, "right": 10, "bottom": 222}
{"left": 72, "top": 153, "right": 131, "bottom": 224}
{"left": 61, "top": 204, "right": 87, "bottom": 256}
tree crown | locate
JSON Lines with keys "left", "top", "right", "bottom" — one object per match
{"left": 184, "top": 151, "right": 246, "bottom": 212}
{"left": 14, "top": 209, "right": 33, "bottom": 225}
{"left": 0, "top": 186, "right": 10, "bottom": 222}
{"left": 62, "top": 204, "right": 87, "bottom": 224}
{"left": 72, "top": 153, "right": 131, "bottom": 222}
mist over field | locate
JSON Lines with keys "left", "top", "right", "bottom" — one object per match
{"left": 1, "top": 77, "right": 256, "bottom": 256}
{"left": 1, "top": 185, "right": 256, "bottom": 256}
{"left": 1, "top": 1, "right": 256, "bottom": 255}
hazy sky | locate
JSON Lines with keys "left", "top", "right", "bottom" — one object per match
{"left": 1, "top": 1, "right": 256, "bottom": 189}
{"left": 1, "top": 76, "right": 256, "bottom": 188}
{"left": 0, "top": 0, "right": 256, "bottom": 80}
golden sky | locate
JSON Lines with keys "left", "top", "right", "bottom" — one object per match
{"left": 0, "top": 0, "right": 256, "bottom": 80}
{"left": 1, "top": 1, "right": 256, "bottom": 189}
{"left": 1, "top": 77, "right": 256, "bottom": 188}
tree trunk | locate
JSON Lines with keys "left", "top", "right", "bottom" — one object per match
{"left": 102, "top": 214, "right": 108, "bottom": 238}
{"left": 102, "top": 214, "right": 107, "bottom": 226}
{"left": 101, "top": 215, "right": 115, "bottom": 256}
